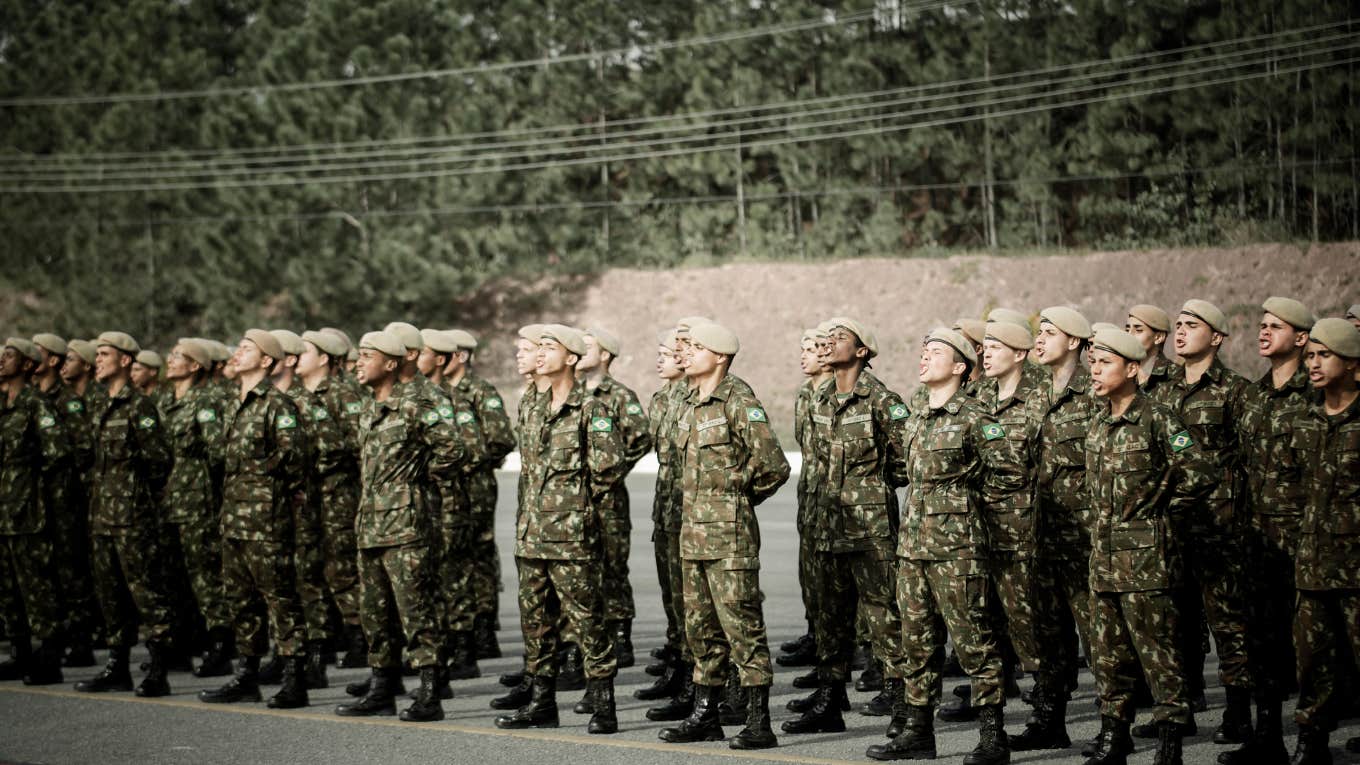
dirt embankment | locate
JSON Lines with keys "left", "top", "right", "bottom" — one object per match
{"left": 463, "top": 242, "right": 1359, "bottom": 443}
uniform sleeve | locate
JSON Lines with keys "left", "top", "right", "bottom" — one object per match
{"left": 309, "top": 394, "right": 349, "bottom": 477}
{"left": 1161, "top": 409, "right": 1215, "bottom": 512}
{"left": 972, "top": 408, "right": 1028, "bottom": 508}
{"left": 446, "top": 398, "right": 487, "bottom": 476}
{"left": 130, "top": 397, "right": 173, "bottom": 491}
{"left": 875, "top": 388, "right": 912, "bottom": 488}
{"left": 475, "top": 382, "right": 516, "bottom": 466}
{"left": 733, "top": 395, "right": 790, "bottom": 507}
{"left": 328, "top": 384, "right": 363, "bottom": 452}
{"left": 33, "top": 398, "right": 72, "bottom": 471}
{"left": 264, "top": 396, "right": 304, "bottom": 487}
{"left": 584, "top": 399, "right": 628, "bottom": 502}
{"left": 196, "top": 389, "right": 228, "bottom": 469}
{"left": 420, "top": 394, "right": 467, "bottom": 487}
{"left": 618, "top": 388, "right": 653, "bottom": 470}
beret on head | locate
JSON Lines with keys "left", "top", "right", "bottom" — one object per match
{"left": 658, "top": 330, "right": 680, "bottom": 350}
{"left": 1309, "top": 318, "right": 1360, "bottom": 359}
{"left": 383, "top": 322, "right": 423, "bottom": 351}
{"left": 688, "top": 322, "right": 740, "bottom": 356}
{"left": 301, "top": 330, "right": 348, "bottom": 358}
{"left": 987, "top": 308, "right": 1032, "bottom": 330}
{"left": 32, "top": 333, "right": 66, "bottom": 356}
{"left": 5, "top": 337, "right": 41, "bottom": 363}
{"left": 586, "top": 327, "right": 621, "bottom": 357}
{"left": 176, "top": 338, "right": 213, "bottom": 368}
{"left": 674, "top": 316, "right": 712, "bottom": 335}
{"left": 1039, "top": 306, "right": 1093, "bottom": 340}
{"left": 1262, "top": 296, "right": 1314, "bottom": 331}
{"left": 985, "top": 321, "right": 1034, "bottom": 351}
{"left": 517, "top": 324, "right": 547, "bottom": 344}
{"left": 952, "top": 319, "right": 987, "bottom": 348}
{"left": 68, "top": 340, "right": 97, "bottom": 365}
{"left": 270, "top": 329, "right": 305, "bottom": 357}
{"left": 319, "top": 328, "right": 354, "bottom": 352}
{"left": 1091, "top": 329, "right": 1148, "bottom": 362}
{"left": 800, "top": 328, "right": 822, "bottom": 347}
{"left": 445, "top": 329, "right": 477, "bottom": 351}
{"left": 242, "top": 329, "right": 284, "bottom": 361}
{"left": 539, "top": 324, "right": 588, "bottom": 356}
{"left": 201, "top": 339, "right": 232, "bottom": 362}
{"left": 1347, "top": 304, "right": 1360, "bottom": 320}
{"left": 1090, "top": 322, "right": 1120, "bottom": 334}
{"left": 359, "top": 331, "right": 406, "bottom": 358}
{"left": 420, "top": 329, "right": 458, "bottom": 354}
{"left": 97, "top": 331, "right": 140, "bottom": 355}
{"left": 1180, "top": 299, "right": 1230, "bottom": 335}
{"left": 1127, "top": 304, "right": 1171, "bottom": 333}
{"left": 135, "top": 350, "right": 163, "bottom": 369}
{"left": 831, "top": 317, "right": 878, "bottom": 358}
{"left": 925, "top": 327, "right": 977, "bottom": 366}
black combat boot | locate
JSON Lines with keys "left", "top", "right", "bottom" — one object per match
{"left": 339, "top": 624, "right": 367, "bottom": 669}
{"left": 198, "top": 655, "right": 263, "bottom": 703}
{"left": 719, "top": 671, "right": 748, "bottom": 725}
{"left": 586, "top": 677, "right": 618, "bottom": 734}
{"left": 776, "top": 636, "right": 818, "bottom": 667}
{"left": 780, "top": 632, "right": 814, "bottom": 654}
{"left": 939, "top": 689, "right": 981, "bottom": 722}
{"left": 780, "top": 674, "right": 848, "bottom": 734}
{"left": 1219, "top": 696, "right": 1288, "bottom": 765}
{"left": 611, "top": 621, "right": 634, "bottom": 669}
{"left": 867, "top": 704, "right": 936, "bottom": 761}
{"left": 557, "top": 644, "right": 585, "bottom": 691}
{"left": 399, "top": 667, "right": 445, "bottom": 722}
{"left": 1212, "top": 686, "right": 1253, "bottom": 745}
{"left": 659, "top": 683, "right": 725, "bottom": 742}
{"left": 857, "top": 657, "right": 886, "bottom": 692}
{"left": 1133, "top": 717, "right": 1196, "bottom": 738}
{"left": 863, "top": 684, "right": 896, "bottom": 716}
{"left": 730, "top": 685, "right": 777, "bottom": 750}
{"left": 447, "top": 631, "right": 480, "bottom": 680}
{"left": 345, "top": 670, "right": 407, "bottom": 698}
{"left": 23, "top": 639, "right": 65, "bottom": 686}
{"left": 64, "top": 637, "right": 97, "bottom": 668}
{"left": 635, "top": 654, "right": 685, "bottom": 700}
{"left": 194, "top": 627, "right": 235, "bottom": 678}
{"left": 499, "top": 667, "right": 526, "bottom": 687}
{"left": 1288, "top": 726, "right": 1331, "bottom": 765}
{"left": 75, "top": 645, "right": 133, "bottom": 693}
{"left": 573, "top": 685, "right": 595, "bottom": 715}
{"left": 335, "top": 668, "right": 399, "bottom": 716}
{"left": 883, "top": 679, "right": 909, "bottom": 738}
{"left": 491, "top": 672, "right": 534, "bottom": 710}
{"left": 788, "top": 682, "right": 852, "bottom": 713}
{"left": 495, "top": 675, "right": 559, "bottom": 729}
{"left": 645, "top": 645, "right": 678, "bottom": 677}
{"left": 473, "top": 613, "right": 501, "bottom": 660}
{"left": 964, "top": 704, "right": 1010, "bottom": 765}
{"left": 303, "top": 641, "right": 328, "bottom": 690}
{"left": 1010, "top": 683, "right": 1071, "bottom": 750}
{"left": 792, "top": 667, "right": 820, "bottom": 689}
{"left": 256, "top": 649, "right": 285, "bottom": 685}
{"left": 1084, "top": 715, "right": 1135, "bottom": 765}
{"left": 646, "top": 667, "right": 695, "bottom": 721}
{"left": 1153, "top": 720, "right": 1184, "bottom": 765}
{"left": 135, "top": 641, "right": 171, "bottom": 697}
{"left": 267, "top": 654, "right": 309, "bottom": 709}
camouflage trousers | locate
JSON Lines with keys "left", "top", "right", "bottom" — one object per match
{"left": 470, "top": 521, "right": 500, "bottom": 621}
{"left": 358, "top": 543, "right": 441, "bottom": 669}
{"left": 516, "top": 556, "right": 616, "bottom": 680}
{"left": 221, "top": 537, "right": 304, "bottom": 658}
{"left": 166, "top": 516, "right": 231, "bottom": 632}
{"left": 91, "top": 530, "right": 175, "bottom": 648}
{"left": 439, "top": 525, "right": 477, "bottom": 634}
{"left": 599, "top": 487, "right": 635, "bottom": 621}
{"left": 294, "top": 506, "right": 329, "bottom": 643}
{"left": 158, "top": 523, "right": 205, "bottom": 647}
{"left": 812, "top": 542, "right": 904, "bottom": 682}
{"left": 795, "top": 487, "right": 816, "bottom": 631}
{"left": 652, "top": 524, "right": 687, "bottom": 658}
{"left": 1246, "top": 531, "right": 1298, "bottom": 700}
{"left": 1036, "top": 550, "right": 1095, "bottom": 694}
{"left": 0, "top": 532, "right": 62, "bottom": 641}
{"left": 898, "top": 558, "right": 1002, "bottom": 708}
{"left": 322, "top": 523, "right": 361, "bottom": 625}
{"left": 1293, "top": 588, "right": 1360, "bottom": 731}
{"left": 44, "top": 477, "right": 99, "bottom": 644}
{"left": 682, "top": 558, "right": 773, "bottom": 687}
{"left": 1090, "top": 588, "right": 1190, "bottom": 725}
{"left": 1173, "top": 525, "right": 1251, "bottom": 690}
{"left": 989, "top": 555, "right": 1050, "bottom": 681}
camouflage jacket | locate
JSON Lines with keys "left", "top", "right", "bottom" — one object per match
{"left": 898, "top": 388, "right": 1024, "bottom": 561}
{"left": 808, "top": 371, "right": 909, "bottom": 553}
{"left": 975, "top": 379, "right": 1041, "bottom": 557}
{"left": 1085, "top": 392, "right": 1214, "bottom": 593}
{"left": 1239, "top": 364, "right": 1314, "bottom": 551}
{"left": 37, "top": 381, "right": 93, "bottom": 474}
{"left": 433, "top": 377, "right": 489, "bottom": 528}
{"left": 1288, "top": 394, "right": 1360, "bottom": 590}
{"left": 161, "top": 382, "right": 227, "bottom": 524}
{"left": 1139, "top": 354, "right": 1179, "bottom": 398}
{"left": 794, "top": 379, "right": 820, "bottom": 499}
{"left": 90, "top": 384, "right": 171, "bottom": 535}
{"left": 649, "top": 379, "right": 688, "bottom": 532}
{"left": 0, "top": 386, "right": 70, "bottom": 534}
{"left": 516, "top": 379, "right": 626, "bottom": 560}
{"left": 219, "top": 378, "right": 304, "bottom": 542}
{"left": 588, "top": 374, "right": 652, "bottom": 523}
{"left": 516, "top": 382, "right": 546, "bottom": 516}
{"left": 1032, "top": 367, "right": 1099, "bottom": 552}
{"left": 356, "top": 381, "right": 466, "bottom": 549}
{"left": 311, "top": 375, "right": 363, "bottom": 528}
{"left": 678, "top": 374, "right": 790, "bottom": 566}
{"left": 454, "top": 373, "right": 516, "bottom": 525}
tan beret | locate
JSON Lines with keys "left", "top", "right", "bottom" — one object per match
{"left": 1262, "top": 297, "right": 1314, "bottom": 331}
{"left": 926, "top": 327, "right": 977, "bottom": 366}
{"left": 200, "top": 339, "right": 232, "bottom": 362}
{"left": 68, "top": 339, "right": 97, "bottom": 365}
{"left": 5, "top": 337, "right": 41, "bottom": 362}
{"left": 830, "top": 318, "right": 878, "bottom": 358}
{"left": 347, "top": 347, "right": 358, "bottom": 362}
{"left": 420, "top": 329, "right": 458, "bottom": 354}
{"left": 135, "top": 350, "right": 163, "bottom": 369}
{"left": 1039, "top": 306, "right": 1093, "bottom": 340}
{"left": 952, "top": 319, "right": 987, "bottom": 348}
{"left": 1180, "top": 299, "right": 1230, "bottom": 335}
{"left": 359, "top": 330, "right": 406, "bottom": 358}
{"left": 270, "top": 329, "right": 305, "bottom": 357}
{"left": 688, "top": 322, "right": 740, "bottom": 356}
{"left": 32, "top": 333, "right": 67, "bottom": 356}
{"left": 985, "top": 321, "right": 1033, "bottom": 351}
{"left": 176, "top": 339, "right": 213, "bottom": 369}
{"left": 97, "top": 331, "right": 140, "bottom": 355}
{"left": 1309, "top": 318, "right": 1360, "bottom": 359}
{"left": 675, "top": 316, "right": 712, "bottom": 335}
{"left": 1347, "top": 304, "right": 1360, "bottom": 321}
{"left": 383, "top": 322, "right": 422, "bottom": 351}
{"left": 1091, "top": 329, "right": 1148, "bottom": 362}
{"left": 242, "top": 329, "right": 284, "bottom": 361}
{"left": 445, "top": 329, "right": 478, "bottom": 351}
{"left": 586, "top": 327, "right": 621, "bottom": 357}
{"left": 1091, "top": 322, "right": 1120, "bottom": 334}
{"left": 319, "top": 327, "right": 354, "bottom": 353}
{"left": 539, "top": 324, "right": 588, "bottom": 356}
{"left": 816, "top": 319, "right": 840, "bottom": 335}
{"left": 987, "top": 308, "right": 1032, "bottom": 330}
{"left": 658, "top": 330, "right": 680, "bottom": 350}
{"left": 1127, "top": 304, "right": 1171, "bottom": 333}
{"left": 517, "top": 324, "right": 547, "bottom": 344}
{"left": 301, "top": 330, "right": 347, "bottom": 358}
{"left": 800, "top": 328, "right": 821, "bottom": 347}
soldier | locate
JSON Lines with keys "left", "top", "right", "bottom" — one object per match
{"left": 494, "top": 325, "right": 624, "bottom": 735}
{"left": 578, "top": 326, "right": 653, "bottom": 668}
{"left": 866, "top": 327, "right": 1019, "bottom": 765}
{"left": 0, "top": 338, "right": 71, "bottom": 685}
{"left": 130, "top": 350, "right": 162, "bottom": 401}
{"left": 1125, "top": 305, "right": 1176, "bottom": 393}
{"left": 197, "top": 329, "right": 308, "bottom": 709}
{"left": 335, "top": 330, "right": 466, "bottom": 723}
{"left": 785, "top": 318, "right": 907, "bottom": 737}
{"left": 60, "top": 340, "right": 99, "bottom": 398}
{"left": 159, "top": 339, "right": 235, "bottom": 678}
{"left": 987, "top": 308, "right": 1048, "bottom": 393}
{"left": 1347, "top": 304, "right": 1359, "bottom": 329}
{"left": 1219, "top": 297, "right": 1315, "bottom": 765}
{"left": 1283, "top": 318, "right": 1360, "bottom": 765}
{"left": 73, "top": 331, "right": 177, "bottom": 698}
{"left": 658, "top": 321, "right": 788, "bottom": 750}
{"left": 1082, "top": 328, "right": 1213, "bottom": 765}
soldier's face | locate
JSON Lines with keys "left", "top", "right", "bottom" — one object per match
{"left": 577, "top": 337, "right": 603, "bottom": 372}
{"left": 1033, "top": 322, "right": 1078, "bottom": 365}
{"left": 657, "top": 345, "right": 682, "bottom": 379}
{"left": 165, "top": 345, "right": 198, "bottom": 380}
{"left": 61, "top": 351, "right": 89, "bottom": 382}
{"left": 981, "top": 339, "right": 1024, "bottom": 379}
{"left": 825, "top": 329, "right": 866, "bottom": 368}
{"left": 0, "top": 347, "right": 26, "bottom": 380}
{"left": 1350, "top": 313, "right": 1360, "bottom": 331}
{"left": 1174, "top": 314, "right": 1220, "bottom": 359}
{"left": 535, "top": 340, "right": 572, "bottom": 375}
{"left": 444, "top": 350, "right": 467, "bottom": 377}
{"left": 1124, "top": 317, "right": 1166, "bottom": 355}
{"left": 684, "top": 344, "right": 721, "bottom": 378}
{"left": 355, "top": 349, "right": 396, "bottom": 386}
{"left": 94, "top": 346, "right": 127, "bottom": 382}
{"left": 297, "top": 343, "right": 326, "bottom": 378}
{"left": 130, "top": 362, "right": 157, "bottom": 388}
{"left": 1258, "top": 312, "right": 1304, "bottom": 359}
{"left": 1089, "top": 348, "right": 1138, "bottom": 397}
{"left": 416, "top": 347, "right": 444, "bottom": 377}
{"left": 515, "top": 339, "right": 538, "bottom": 376}
{"left": 1306, "top": 342, "right": 1358, "bottom": 389}
{"left": 919, "top": 342, "right": 963, "bottom": 384}
{"left": 232, "top": 340, "right": 269, "bottom": 375}
{"left": 799, "top": 342, "right": 823, "bottom": 376}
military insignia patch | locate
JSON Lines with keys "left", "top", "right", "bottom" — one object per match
{"left": 38, "top": 415, "right": 56, "bottom": 429}
{"left": 747, "top": 408, "right": 768, "bottom": 423}
{"left": 1169, "top": 431, "right": 1193, "bottom": 452}
{"left": 311, "top": 406, "right": 329, "bottom": 420}
{"left": 421, "top": 410, "right": 440, "bottom": 425}
{"left": 346, "top": 401, "right": 362, "bottom": 414}
{"left": 197, "top": 409, "right": 217, "bottom": 423}
{"left": 276, "top": 414, "right": 297, "bottom": 430}
{"left": 437, "top": 405, "right": 455, "bottom": 420}
{"left": 591, "top": 417, "right": 613, "bottom": 432}
{"left": 66, "top": 400, "right": 84, "bottom": 413}
{"left": 625, "top": 402, "right": 643, "bottom": 415}
{"left": 889, "top": 403, "right": 909, "bottom": 420}
{"left": 487, "top": 397, "right": 503, "bottom": 410}
{"left": 456, "top": 411, "right": 475, "bottom": 425}
{"left": 137, "top": 416, "right": 157, "bottom": 430}
{"left": 982, "top": 423, "right": 1006, "bottom": 441}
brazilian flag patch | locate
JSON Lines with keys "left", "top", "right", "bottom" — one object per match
{"left": 276, "top": 414, "right": 297, "bottom": 430}
{"left": 137, "top": 416, "right": 157, "bottom": 430}
{"left": 747, "top": 407, "right": 768, "bottom": 423}
{"left": 889, "top": 403, "right": 909, "bottom": 421}
{"left": 66, "top": 400, "right": 84, "bottom": 414}
{"left": 197, "top": 409, "right": 218, "bottom": 423}
{"left": 437, "top": 404, "right": 455, "bottom": 421}
{"left": 982, "top": 423, "right": 1006, "bottom": 441}
{"left": 345, "top": 401, "right": 363, "bottom": 414}
{"left": 1169, "top": 430, "right": 1194, "bottom": 453}
{"left": 311, "top": 406, "right": 329, "bottom": 421}
{"left": 456, "top": 411, "right": 475, "bottom": 425}
{"left": 591, "top": 416, "right": 613, "bottom": 432}
{"left": 486, "top": 397, "right": 503, "bottom": 410}
{"left": 625, "top": 402, "right": 643, "bottom": 415}
{"left": 38, "top": 415, "right": 56, "bottom": 429}
{"left": 421, "top": 410, "right": 440, "bottom": 425}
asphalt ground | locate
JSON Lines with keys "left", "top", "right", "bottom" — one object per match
{"left": 3, "top": 473, "right": 1358, "bottom": 765}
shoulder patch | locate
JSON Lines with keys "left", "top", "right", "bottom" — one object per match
{"left": 137, "top": 416, "right": 157, "bottom": 430}
{"left": 747, "top": 407, "right": 768, "bottom": 423}
{"left": 982, "top": 423, "right": 1006, "bottom": 441}
{"left": 889, "top": 403, "right": 909, "bottom": 421}
{"left": 38, "top": 414, "right": 56, "bottom": 429}
{"left": 276, "top": 414, "right": 297, "bottom": 430}
{"left": 66, "top": 399, "right": 84, "bottom": 414}
{"left": 197, "top": 409, "right": 218, "bottom": 423}
{"left": 437, "top": 404, "right": 455, "bottom": 420}
{"left": 456, "top": 411, "right": 475, "bottom": 425}
{"left": 1169, "top": 430, "right": 1194, "bottom": 453}
{"left": 486, "top": 397, "right": 503, "bottom": 410}
{"left": 590, "top": 416, "right": 613, "bottom": 433}
{"left": 422, "top": 410, "right": 441, "bottom": 425}
{"left": 625, "top": 402, "right": 643, "bottom": 416}
{"left": 345, "top": 401, "right": 363, "bottom": 414}
{"left": 311, "top": 406, "right": 329, "bottom": 421}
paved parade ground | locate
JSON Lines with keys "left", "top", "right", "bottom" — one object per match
{"left": 2, "top": 474, "right": 1356, "bottom": 765}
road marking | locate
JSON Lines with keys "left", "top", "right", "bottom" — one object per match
{"left": 0, "top": 685, "right": 860, "bottom": 765}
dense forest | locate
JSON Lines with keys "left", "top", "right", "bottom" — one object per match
{"left": 0, "top": 0, "right": 1356, "bottom": 343}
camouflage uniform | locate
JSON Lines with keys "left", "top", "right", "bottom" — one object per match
{"left": 793, "top": 379, "right": 824, "bottom": 638}
{"left": 650, "top": 379, "right": 689, "bottom": 657}
{"left": 354, "top": 380, "right": 465, "bottom": 670}
{"left": 312, "top": 374, "right": 364, "bottom": 631}
{"left": 806, "top": 371, "right": 907, "bottom": 682}
{"left": 1149, "top": 358, "right": 1252, "bottom": 693}
{"left": 515, "top": 379, "right": 625, "bottom": 680}
{"left": 431, "top": 378, "right": 487, "bottom": 636}
{"left": 679, "top": 374, "right": 789, "bottom": 688}
{"left": 89, "top": 384, "right": 176, "bottom": 649}
{"left": 587, "top": 375, "right": 652, "bottom": 621}
{"left": 897, "top": 389, "right": 1023, "bottom": 708}
{"left": 1085, "top": 392, "right": 1214, "bottom": 725}
{"left": 219, "top": 379, "right": 306, "bottom": 658}
{"left": 454, "top": 373, "right": 515, "bottom": 626}
{"left": 1139, "top": 355, "right": 1178, "bottom": 398}
{"left": 1286, "top": 394, "right": 1360, "bottom": 732}
{"left": 283, "top": 385, "right": 337, "bottom": 644}
{"left": 0, "top": 386, "right": 70, "bottom": 645}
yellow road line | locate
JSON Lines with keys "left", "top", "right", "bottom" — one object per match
{"left": 0, "top": 685, "right": 859, "bottom": 765}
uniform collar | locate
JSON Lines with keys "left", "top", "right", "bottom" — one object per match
{"left": 1101, "top": 391, "right": 1146, "bottom": 424}
{"left": 695, "top": 374, "right": 735, "bottom": 405}
{"left": 925, "top": 386, "right": 968, "bottom": 416}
